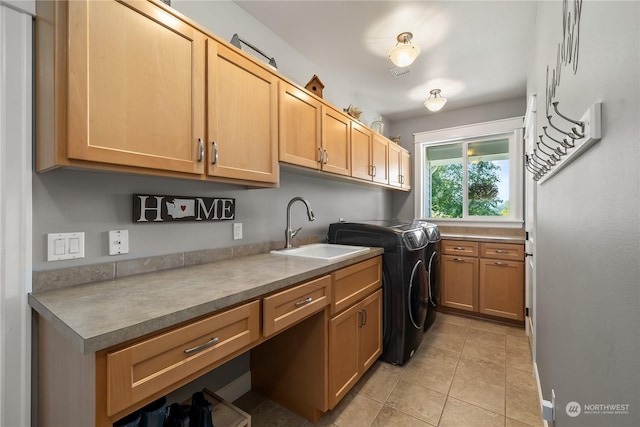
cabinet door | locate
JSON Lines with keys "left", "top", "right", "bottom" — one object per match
{"left": 479, "top": 259, "right": 524, "bottom": 321}
{"left": 207, "top": 42, "right": 279, "bottom": 183}
{"left": 359, "top": 289, "right": 382, "bottom": 373}
{"left": 321, "top": 105, "right": 351, "bottom": 176}
{"left": 279, "top": 81, "right": 322, "bottom": 169}
{"left": 441, "top": 255, "right": 478, "bottom": 312}
{"left": 371, "top": 134, "right": 389, "bottom": 184}
{"left": 67, "top": 0, "right": 205, "bottom": 174}
{"left": 401, "top": 149, "right": 411, "bottom": 189}
{"left": 350, "top": 122, "right": 372, "bottom": 180}
{"left": 328, "top": 302, "right": 360, "bottom": 408}
{"left": 388, "top": 143, "right": 402, "bottom": 188}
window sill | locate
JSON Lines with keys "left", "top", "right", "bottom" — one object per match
{"left": 420, "top": 219, "right": 524, "bottom": 229}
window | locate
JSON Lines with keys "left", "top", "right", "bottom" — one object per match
{"left": 415, "top": 118, "right": 523, "bottom": 226}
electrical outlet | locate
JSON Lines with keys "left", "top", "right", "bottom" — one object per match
{"left": 109, "top": 230, "right": 129, "bottom": 255}
{"left": 233, "top": 223, "right": 243, "bottom": 240}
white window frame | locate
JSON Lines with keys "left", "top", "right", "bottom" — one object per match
{"left": 414, "top": 117, "right": 524, "bottom": 228}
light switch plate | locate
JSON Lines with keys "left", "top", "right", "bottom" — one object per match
{"left": 47, "top": 232, "right": 85, "bottom": 261}
{"left": 109, "top": 230, "right": 129, "bottom": 255}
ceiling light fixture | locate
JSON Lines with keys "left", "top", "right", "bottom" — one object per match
{"left": 424, "top": 89, "right": 447, "bottom": 112}
{"left": 388, "top": 32, "right": 420, "bottom": 67}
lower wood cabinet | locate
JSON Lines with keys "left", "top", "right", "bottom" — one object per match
{"left": 479, "top": 258, "right": 525, "bottom": 321}
{"left": 441, "top": 254, "right": 479, "bottom": 312}
{"left": 440, "top": 239, "right": 524, "bottom": 322}
{"left": 37, "top": 256, "right": 382, "bottom": 426}
{"left": 328, "top": 289, "right": 382, "bottom": 408}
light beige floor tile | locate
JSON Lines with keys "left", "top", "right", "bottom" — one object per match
{"left": 437, "top": 313, "right": 473, "bottom": 327}
{"left": 249, "top": 398, "right": 309, "bottom": 427}
{"left": 506, "top": 347, "right": 533, "bottom": 372}
{"left": 506, "top": 387, "right": 544, "bottom": 427}
{"left": 428, "top": 330, "right": 467, "bottom": 353}
{"left": 461, "top": 338, "right": 506, "bottom": 363}
{"left": 430, "top": 321, "right": 469, "bottom": 337}
{"left": 439, "top": 397, "right": 505, "bottom": 427}
{"left": 468, "top": 318, "right": 509, "bottom": 335}
{"left": 506, "top": 334, "right": 531, "bottom": 352}
{"left": 385, "top": 379, "right": 447, "bottom": 425}
{"left": 355, "top": 361, "right": 403, "bottom": 403}
{"left": 505, "top": 325, "right": 527, "bottom": 337}
{"left": 466, "top": 328, "right": 507, "bottom": 347}
{"left": 401, "top": 352, "right": 458, "bottom": 394}
{"left": 506, "top": 416, "right": 542, "bottom": 427}
{"left": 455, "top": 353, "right": 506, "bottom": 387}
{"left": 323, "top": 393, "right": 383, "bottom": 427}
{"left": 506, "top": 366, "right": 538, "bottom": 393}
{"left": 370, "top": 405, "right": 436, "bottom": 427}
{"left": 449, "top": 375, "right": 506, "bottom": 415}
{"left": 413, "top": 340, "right": 461, "bottom": 365}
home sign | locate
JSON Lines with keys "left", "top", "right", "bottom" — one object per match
{"left": 133, "top": 194, "right": 235, "bottom": 223}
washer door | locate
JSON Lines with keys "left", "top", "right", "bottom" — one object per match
{"left": 408, "top": 259, "right": 429, "bottom": 329}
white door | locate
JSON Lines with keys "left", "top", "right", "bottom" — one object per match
{"left": 523, "top": 94, "right": 537, "bottom": 360}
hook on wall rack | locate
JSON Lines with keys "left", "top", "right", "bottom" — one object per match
{"left": 525, "top": 102, "right": 601, "bottom": 183}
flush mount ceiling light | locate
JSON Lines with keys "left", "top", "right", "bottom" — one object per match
{"left": 388, "top": 32, "right": 420, "bottom": 67}
{"left": 424, "top": 89, "right": 448, "bottom": 112}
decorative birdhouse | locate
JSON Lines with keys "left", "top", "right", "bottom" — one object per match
{"left": 305, "top": 75, "right": 325, "bottom": 98}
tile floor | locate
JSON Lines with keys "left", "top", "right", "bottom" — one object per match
{"left": 234, "top": 312, "right": 544, "bottom": 427}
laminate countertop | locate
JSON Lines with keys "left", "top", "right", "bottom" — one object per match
{"left": 29, "top": 248, "right": 384, "bottom": 355}
{"left": 440, "top": 234, "right": 526, "bottom": 245}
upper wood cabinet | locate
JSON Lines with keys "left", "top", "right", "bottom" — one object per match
{"left": 321, "top": 105, "right": 351, "bottom": 176}
{"left": 350, "top": 122, "right": 373, "bottom": 181}
{"left": 278, "top": 81, "right": 323, "bottom": 169}
{"left": 351, "top": 124, "right": 389, "bottom": 184}
{"left": 207, "top": 41, "right": 279, "bottom": 184}
{"left": 371, "top": 134, "right": 389, "bottom": 185}
{"left": 388, "top": 143, "right": 411, "bottom": 190}
{"left": 37, "top": 0, "right": 206, "bottom": 175}
{"left": 279, "top": 83, "right": 351, "bottom": 177}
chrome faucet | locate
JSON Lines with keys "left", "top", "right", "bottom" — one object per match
{"left": 285, "top": 197, "right": 315, "bottom": 248}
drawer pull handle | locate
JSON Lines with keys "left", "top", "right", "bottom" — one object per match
{"left": 453, "top": 247, "right": 465, "bottom": 250}
{"left": 495, "top": 250, "right": 509, "bottom": 254}
{"left": 295, "top": 297, "right": 313, "bottom": 307}
{"left": 184, "top": 337, "right": 219, "bottom": 355}
{"left": 453, "top": 258, "right": 465, "bottom": 262}
{"left": 494, "top": 262, "right": 508, "bottom": 266}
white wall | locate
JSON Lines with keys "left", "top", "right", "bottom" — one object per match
{"left": 388, "top": 97, "right": 526, "bottom": 221}
{"left": 0, "top": 2, "right": 33, "bottom": 426}
{"left": 528, "top": 1, "right": 639, "bottom": 426}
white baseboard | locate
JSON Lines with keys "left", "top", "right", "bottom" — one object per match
{"left": 534, "top": 361, "right": 551, "bottom": 427}
{"left": 215, "top": 371, "right": 252, "bottom": 402}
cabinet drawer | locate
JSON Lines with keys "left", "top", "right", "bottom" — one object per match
{"left": 263, "top": 275, "right": 331, "bottom": 337}
{"left": 106, "top": 300, "right": 260, "bottom": 416}
{"left": 331, "top": 257, "right": 382, "bottom": 316}
{"left": 480, "top": 242, "right": 524, "bottom": 261}
{"left": 442, "top": 240, "right": 479, "bottom": 257}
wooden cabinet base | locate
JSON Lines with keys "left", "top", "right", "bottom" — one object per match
{"left": 436, "top": 306, "right": 525, "bottom": 327}
{"left": 251, "top": 311, "right": 328, "bottom": 422}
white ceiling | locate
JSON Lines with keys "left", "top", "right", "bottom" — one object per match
{"left": 235, "top": 0, "right": 539, "bottom": 121}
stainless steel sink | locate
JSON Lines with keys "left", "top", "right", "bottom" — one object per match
{"left": 270, "top": 243, "right": 369, "bottom": 261}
